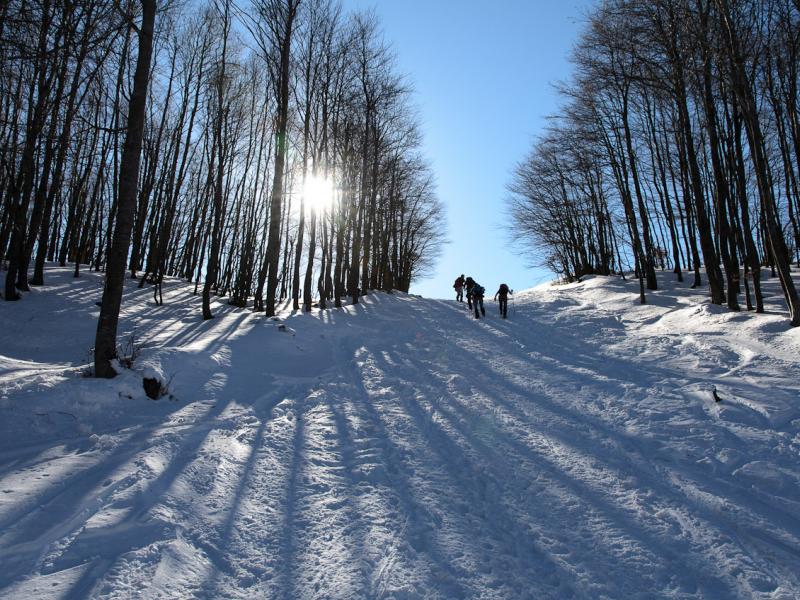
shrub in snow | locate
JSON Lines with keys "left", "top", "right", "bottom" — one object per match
{"left": 117, "top": 333, "right": 142, "bottom": 369}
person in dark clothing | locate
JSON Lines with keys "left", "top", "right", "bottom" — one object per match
{"left": 465, "top": 276, "right": 475, "bottom": 310}
{"left": 494, "top": 283, "right": 511, "bottom": 318}
{"left": 471, "top": 281, "right": 486, "bottom": 318}
{"left": 453, "top": 274, "right": 465, "bottom": 302}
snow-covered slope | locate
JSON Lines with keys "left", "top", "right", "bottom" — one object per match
{"left": 1, "top": 266, "right": 799, "bottom": 599}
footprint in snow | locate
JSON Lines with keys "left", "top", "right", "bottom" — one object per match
{"left": 447, "top": 374, "right": 472, "bottom": 396}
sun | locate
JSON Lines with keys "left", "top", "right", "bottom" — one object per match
{"left": 302, "top": 174, "right": 336, "bottom": 214}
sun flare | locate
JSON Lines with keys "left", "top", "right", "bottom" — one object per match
{"left": 302, "top": 174, "right": 336, "bottom": 213}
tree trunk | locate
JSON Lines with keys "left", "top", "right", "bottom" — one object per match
{"left": 264, "top": 0, "right": 298, "bottom": 317}
{"left": 94, "top": 0, "right": 157, "bottom": 377}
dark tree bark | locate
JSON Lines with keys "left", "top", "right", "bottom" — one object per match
{"left": 94, "top": 0, "right": 157, "bottom": 377}
{"left": 263, "top": 0, "right": 299, "bottom": 317}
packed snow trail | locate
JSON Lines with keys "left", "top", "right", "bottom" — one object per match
{"left": 1, "top": 267, "right": 799, "bottom": 599}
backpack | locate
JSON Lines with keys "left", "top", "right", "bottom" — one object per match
{"left": 499, "top": 283, "right": 509, "bottom": 295}
{"left": 473, "top": 284, "right": 485, "bottom": 296}
{"left": 454, "top": 278, "right": 463, "bottom": 288}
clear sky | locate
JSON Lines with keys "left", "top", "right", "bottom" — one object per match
{"left": 341, "top": 0, "right": 596, "bottom": 299}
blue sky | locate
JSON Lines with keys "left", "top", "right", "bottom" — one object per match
{"left": 341, "top": 0, "right": 595, "bottom": 298}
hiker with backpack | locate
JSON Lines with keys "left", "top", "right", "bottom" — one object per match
{"left": 471, "top": 280, "right": 486, "bottom": 318}
{"left": 465, "top": 276, "right": 475, "bottom": 310}
{"left": 453, "top": 274, "right": 465, "bottom": 302}
{"left": 494, "top": 283, "right": 512, "bottom": 318}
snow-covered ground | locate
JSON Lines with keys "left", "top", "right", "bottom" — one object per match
{"left": 1, "top": 265, "right": 799, "bottom": 599}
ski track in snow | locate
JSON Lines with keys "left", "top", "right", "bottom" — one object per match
{"left": 1, "top": 266, "right": 799, "bottom": 599}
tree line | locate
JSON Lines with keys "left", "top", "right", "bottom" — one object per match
{"left": 508, "top": 0, "right": 800, "bottom": 326}
{"left": 0, "top": 0, "right": 445, "bottom": 375}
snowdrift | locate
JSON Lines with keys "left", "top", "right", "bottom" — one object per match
{"left": 0, "top": 265, "right": 799, "bottom": 599}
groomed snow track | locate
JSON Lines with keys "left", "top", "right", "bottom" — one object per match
{"left": 1, "top": 267, "right": 799, "bottom": 599}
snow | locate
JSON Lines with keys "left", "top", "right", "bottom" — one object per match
{"left": 1, "top": 265, "right": 799, "bottom": 599}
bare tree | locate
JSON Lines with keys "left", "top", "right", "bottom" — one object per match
{"left": 94, "top": 0, "right": 157, "bottom": 377}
